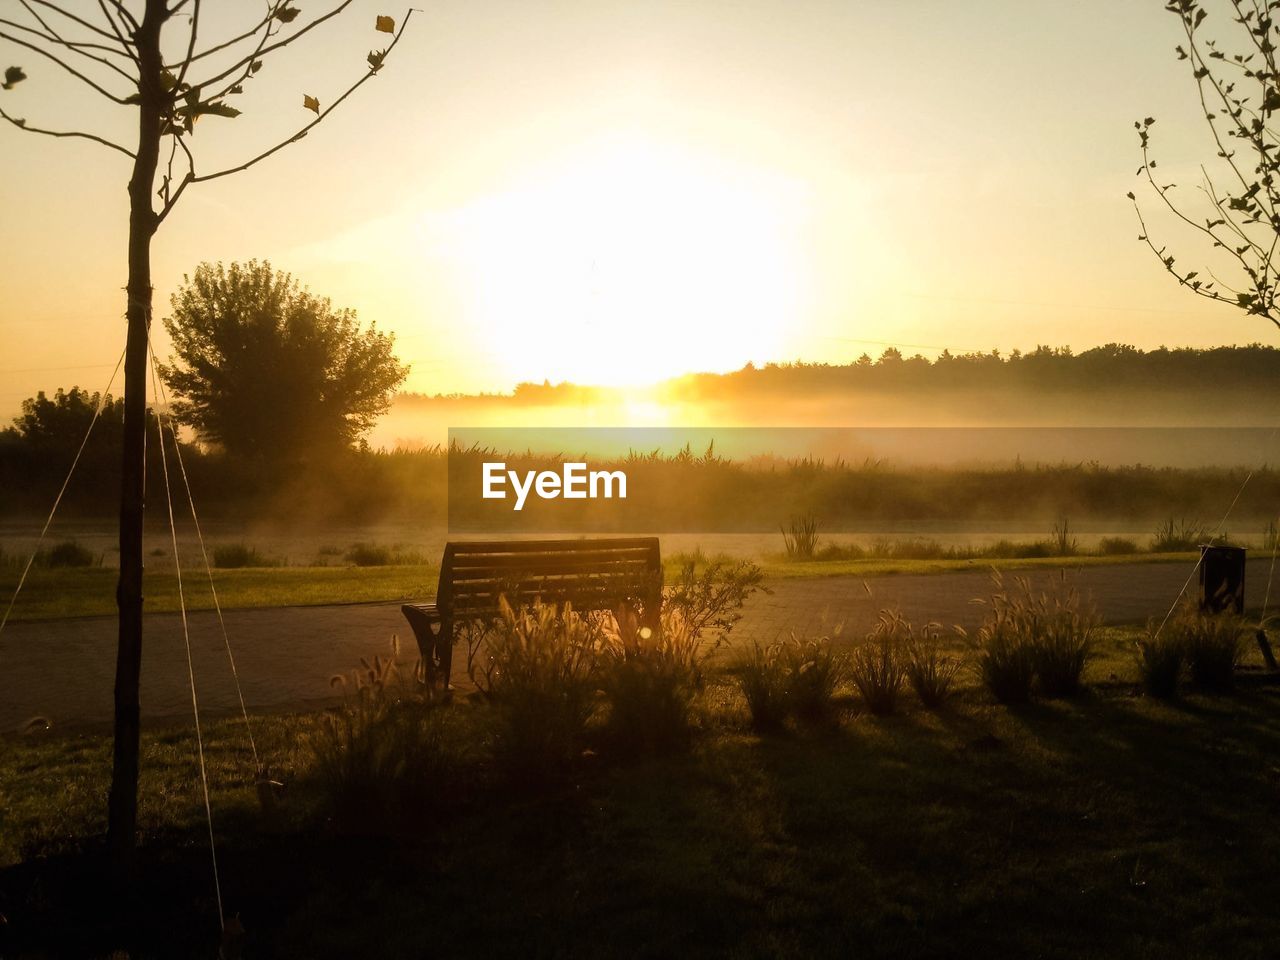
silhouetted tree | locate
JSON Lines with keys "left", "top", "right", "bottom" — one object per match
{"left": 1131, "top": 0, "right": 1280, "bottom": 331}
{"left": 9, "top": 388, "right": 123, "bottom": 453}
{"left": 0, "top": 0, "right": 415, "bottom": 869}
{"left": 161, "top": 261, "right": 408, "bottom": 464}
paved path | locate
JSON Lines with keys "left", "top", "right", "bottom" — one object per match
{"left": 2, "top": 562, "right": 1275, "bottom": 731}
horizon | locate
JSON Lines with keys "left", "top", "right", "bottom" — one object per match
{"left": 5, "top": 0, "right": 1280, "bottom": 420}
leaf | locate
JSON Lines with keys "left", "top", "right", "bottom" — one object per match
{"left": 367, "top": 48, "right": 387, "bottom": 71}
{"left": 303, "top": 94, "right": 320, "bottom": 114}
{"left": 250, "top": 60, "right": 263, "bottom": 74}
{"left": 198, "top": 101, "right": 241, "bottom": 119}
{"left": 2, "top": 66, "right": 26, "bottom": 90}
{"left": 229, "top": 84, "right": 244, "bottom": 95}
{"left": 275, "top": 5, "right": 301, "bottom": 23}
{"left": 376, "top": 14, "right": 395, "bottom": 33}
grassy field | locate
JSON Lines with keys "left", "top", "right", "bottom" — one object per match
{"left": 2, "top": 626, "right": 1278, "bottom": 958}
{"left": 0, "top": 551, "right": 1197, "bottom": 621}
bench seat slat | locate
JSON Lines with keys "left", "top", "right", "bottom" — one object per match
{"left": 448, "top": 537, "right": 659, "bottom": 555}
{"left": 450, "top": 554, "right": 652, "bottom": 573}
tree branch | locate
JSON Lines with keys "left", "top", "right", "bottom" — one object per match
{"left": 96, "top": 0, "right": 140, "bottom": 70}
{"left": 24, "top": 0, "right": 126, "bottom": 44}
{"left": 190, "top": 0, "right": 357, "bottom": 92}
{"left": 1, "top": 14, "right": 136, "bottom": 83}
{"left": 185, "top": 10, "right": 415, "bottom": 188}
{"left": 17, "top": 1, "right": 135, "bottom": 62}
{"left": 173, "top": 0, "right": 199, "bottom": 90}
{"left": 0, "top": 103, "right": 135, "bottom": 158}
{"left": 0, "top": 30, "right": 134, "bottom": 103}
{"left": 103, "top": 0, "right": 140, "bottom": 33}
{"left": 166, "top": 2, "right": 278, "bottom": 69}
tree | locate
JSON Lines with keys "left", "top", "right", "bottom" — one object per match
{"left": 0, "top": 1, "right": 415, "bottom": 869}
{"left": 162, "top": 261, "right": 408, "bottom": 464}
{"left": 9, "top": 387, "right": 125, "bottom": 455}
{"left": 1131, "top": 0, "right": 1280, "bottom": 331}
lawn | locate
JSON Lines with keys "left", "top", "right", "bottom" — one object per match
{"left": 2, "top": 626, "right": 1278, "bottom": 958}
{"left": 0, "top": 551, "right": 1196, "bottom": 621}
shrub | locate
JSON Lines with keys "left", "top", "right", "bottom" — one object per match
{"left": 664, "top": 557, "right": 767, "bottom": 642}
{"left": 473, "top": 598, "right": 602, "bottom": 778}
{"left": 212, "top": 543, "right": 268, "bottom": 568}
{"left": 345, "top": 542, "right": 392, "bottom": 566}
{"left": 38, "top": 540, "right": 97, "bottom": 568}
{"left": 1173, "top": 606, "right": 1247, "bottom": 691}
{"left": 737, "top": 641, "right": 792, "bottom": 732}
{"left": 849, "top": 611, "right": 908, "bottom": 715}
{"left": 781, "top": 514, "right": 821, "bottom": 560}
{"left": 904, "top": 621, "right": 961, "bottom": 708}
{"left": 815, "top": 541, "right": 865, "bottom": 561}
{"left": 598, "top": 606, "right": 707, "bottom": 754}
{"left": 1135, "top": 627, "right": 1184, "bottom": 699}
{"left": 1098, "top": 536, "right": 1140, "bottom": 555}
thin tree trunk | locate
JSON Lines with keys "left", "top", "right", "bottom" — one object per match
{"left": 107, "top": 0, "right": 166, "bottom": 868}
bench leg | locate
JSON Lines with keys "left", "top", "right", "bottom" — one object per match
{"left": 402, "top": 607, "right": 454, "bottom": 698}
{"left": 439, "top": 617, "right": 455, "bottom": 697}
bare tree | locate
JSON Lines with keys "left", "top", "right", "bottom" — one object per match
{"left": 1130, "top": 0, "right": 1280, "bottom": 331}
{"left": 0, "top": 0, "right": 415, "bottom": 868}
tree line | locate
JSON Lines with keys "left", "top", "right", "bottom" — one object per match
{"left": 449, "top": 343, "right": 1280, "bottom": 407}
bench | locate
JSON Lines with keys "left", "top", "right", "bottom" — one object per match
{"left": 401, "top": 537, "right": 663, "bottom": 693}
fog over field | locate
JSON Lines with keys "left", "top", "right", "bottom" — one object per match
{"left": 373, "top": 346, "right": 1280, "bottom": 467}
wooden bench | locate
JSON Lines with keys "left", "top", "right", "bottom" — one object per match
{"left": 402, "top": 537, "right": 663, "bottom": 693}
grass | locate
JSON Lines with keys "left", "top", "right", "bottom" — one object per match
{"left": 0, "top": 551, "right": 1196, "bottom": 621}
{"left": 756, "top": 550, "right": 1196, "bottom": 580}
{"left": 4, "top": 647, "right": 1280, "bottom": 957}
{"left": 0, "top": 564, "right": 436, "bottom": 621}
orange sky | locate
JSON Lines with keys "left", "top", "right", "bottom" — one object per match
{"left": 1, "top": 0, "right": 1275, "bottom": 418}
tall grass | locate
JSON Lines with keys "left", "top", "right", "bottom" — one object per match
{"left": 474, "top": 598, "right": 602, "bottom": 778}
{"left": 781, "top": 514, "right": 821, "bottom": 560}
{"left": 1152, "top": 517, "right": 1206, "bottom": 552}
{"left": 904, "top": 621, "right": 961, "bottom": 708}
{"left": 1168, "top": 605, "right": 1248, "bottom": 691}
{"left": 311, "top": 636, "right": 462, "bottom": 832}
{"left": 849, "top": 612, "right": 908, "bottom": 715}
{"left": 963, "top": 573, "right": 1096, "bottom": 701}
{"left": 598, "top": 606, "right": 708, "bottom": 754}
{"left": 1135, "top": 627, "right": 1184, "bottom": 699}
{"left": 784, "top": 636, "right": 846, "bottom": 721}
{"left": 735, "top": 635, "right": 845, "bottom": 729}
{"left": 1051, "top": 516, "right": 1078, "bottom": 557}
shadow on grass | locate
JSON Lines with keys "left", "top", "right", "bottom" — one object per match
{"left": 5, "top": 689, "right": 1280, "bottom": 958}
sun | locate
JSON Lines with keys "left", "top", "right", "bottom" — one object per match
{"left": 447, "top": 133, "right": 811, "bottom": 387}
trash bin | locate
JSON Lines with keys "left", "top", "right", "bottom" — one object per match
{"left": 1199, "top": 544, "right": 1246, "bottom": 615}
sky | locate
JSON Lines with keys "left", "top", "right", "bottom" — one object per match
{"left": 1, "top": 0, "right": 1275, "bottom": 418}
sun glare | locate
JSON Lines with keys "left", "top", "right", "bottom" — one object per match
{"left": 447, "top": 134, "right": 811, "bottom": 387}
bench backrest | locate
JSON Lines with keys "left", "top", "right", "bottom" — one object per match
{"left": 436, "top": 537, "right": 662, "bottom": 620}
